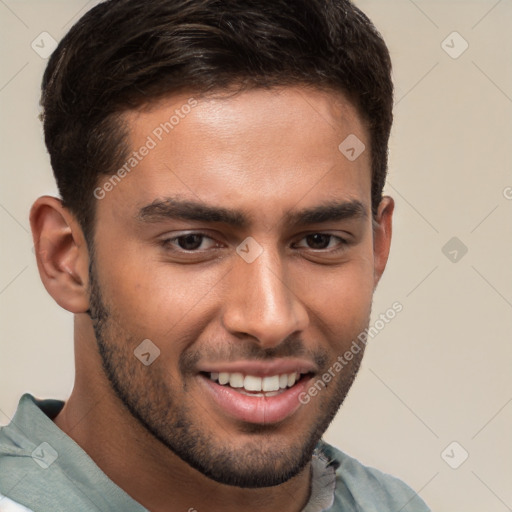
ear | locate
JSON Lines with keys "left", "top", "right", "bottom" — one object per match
{"left": 372, "top": 196, "right": 394, "bottom": 288}
{"left": 30, "top": 196, "right": 90, "bottom": 313}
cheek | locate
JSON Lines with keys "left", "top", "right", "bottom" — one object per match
{"left": 96, "top": 248, "right": 224, "bottom": 340}
{"left": 297, "top": 256, "right": 375, "bottom": 335}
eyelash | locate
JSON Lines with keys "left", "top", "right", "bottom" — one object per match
{"left": 159, "top": 232, "right": 350, "bottom": 254}
{"left": 160, "top": 233, "right": 221, "bottom": 252}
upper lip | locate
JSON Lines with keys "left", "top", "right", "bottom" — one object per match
{"left": 197, "top": 358, "right": 317, "bottom": 377}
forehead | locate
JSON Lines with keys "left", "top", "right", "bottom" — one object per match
{"left": 99, "top": 86, "right": 372, "bottom": 223}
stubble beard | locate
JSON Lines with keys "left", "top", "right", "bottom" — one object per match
{"left": 87, "top": 258, "right": 367, "bottom": 488}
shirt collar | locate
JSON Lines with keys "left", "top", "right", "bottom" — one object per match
{"left": 302, "top": 440, "right": 339, "bottom": 512}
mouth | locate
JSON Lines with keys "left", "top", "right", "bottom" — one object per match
{"left": 197, "top": 367, "right": 315, "bottom": 425}
{"left": 201, "top": 371, "right": 310, "bottom": 397}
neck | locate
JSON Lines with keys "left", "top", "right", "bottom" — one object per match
{"left": 54, "top": 391, "right": 312, "bottom": 512}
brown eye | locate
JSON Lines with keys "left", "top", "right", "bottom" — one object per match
{"left": 293, "top": 233, "right": 349, "bottom": 255}
{"left": 161, "top": 233, "right": 219, "bottom": 252}
{"left": 177, "top": 234, "right": 204, "bottom": 251}
{"left": 304, "top": 234, "right": 332, "bottom": 249}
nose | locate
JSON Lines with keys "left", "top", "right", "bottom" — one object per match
{"left": 221, "top": 246, "right": 309, "bottom": 348}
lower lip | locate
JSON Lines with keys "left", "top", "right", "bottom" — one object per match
{"left": 198, "top": 374, "right": 312, "bottom": 425}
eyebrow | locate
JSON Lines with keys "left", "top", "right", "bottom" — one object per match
{"left": 284, "top": 200, "right": 367, "bottom": 225}
{"left": 136, "top": 197, "right": 367, "bottom": 228}
{"left": 137, "top": 198, "right": 247, "bottom": 226}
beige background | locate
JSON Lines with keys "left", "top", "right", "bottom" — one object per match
{"left": 1, "top": 1, "right": 511, "bottom": 510}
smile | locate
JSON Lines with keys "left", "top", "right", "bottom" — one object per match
{"left": 206, "top": 371, "right": 306, "bottom": 396}
{"left": 198, "top": 365, "right": 315, "bottom": 424}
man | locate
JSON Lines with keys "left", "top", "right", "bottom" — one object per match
{"left": 0, "top": 0, "right": 430, "bottom": 510}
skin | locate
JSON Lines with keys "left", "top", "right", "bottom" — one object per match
{"left": 30, "top": 86, "right": 393, "bottom": 512}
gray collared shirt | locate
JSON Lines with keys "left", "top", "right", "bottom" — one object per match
{"left": 0, "top": 394, "right": 430, "bottom": 511}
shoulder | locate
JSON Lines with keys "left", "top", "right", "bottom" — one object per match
{"left": 318, "top": 441, "right": 431, "bottom": 512}
{"left": 0, "top": 394, "right": 147, "bottom": 512}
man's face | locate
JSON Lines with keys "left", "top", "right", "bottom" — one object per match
{"left": 89, "top": 87, "right": 385, "bottom": 487}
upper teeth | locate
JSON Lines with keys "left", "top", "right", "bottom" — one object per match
{"left": 210, "top": 372, "right": 300, "bottom": 392}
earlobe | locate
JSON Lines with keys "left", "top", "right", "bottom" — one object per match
{"left": 373, "top": 196, "right": 394, "bottom": 288}
{"left": 30, "top": 196, "right": 90, "bottom": 314}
